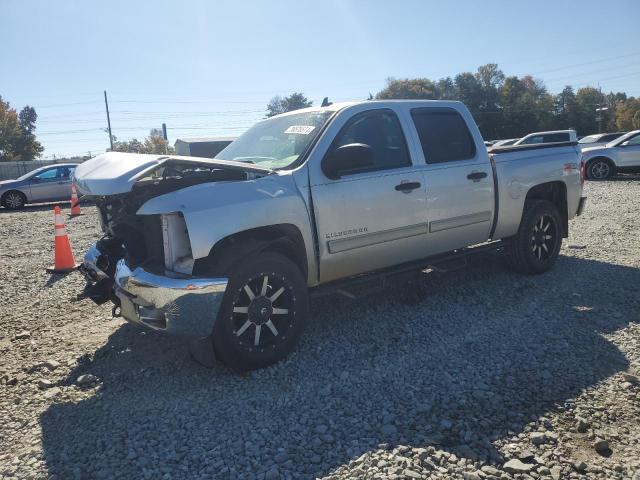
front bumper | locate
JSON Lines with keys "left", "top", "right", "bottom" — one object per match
{"left": 82, "top": 243, "right": 228, "bottom": 337}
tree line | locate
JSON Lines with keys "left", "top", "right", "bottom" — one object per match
{"left": 3, "top": 62, "right": 640, "bottom": 161}
{"left": 269, "top": 63, "right": 640, "bottom": 140}
{"left": 0, "top": 96, "right": 43, "bottom": 162}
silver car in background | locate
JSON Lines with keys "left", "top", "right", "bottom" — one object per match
{"left": 0, "top": 163, "right": 78, "bottom": 209}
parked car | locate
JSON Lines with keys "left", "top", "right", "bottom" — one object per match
{"left": 514, "top": 130, "right": 577, "bottom": 146}
{"left": 578, "top": 132, "right": 626, "bottom": 150}
{"left": 74, "top": 100, "right": 586, "bottom": 371}
{"left": 491, "top": 138, "right": 519, "bottom": 147}
{"left": 0, "top": 164, "right": 78, "bottom": 209}
{"left": 581, "top": 129, "right": 640, "bottom": 180}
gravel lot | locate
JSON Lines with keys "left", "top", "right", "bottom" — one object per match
{"left": 1, "top": 178, "right": 640, "bottom": 480}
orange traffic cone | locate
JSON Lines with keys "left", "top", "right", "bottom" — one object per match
{"left": 69, "top": 183, "right": 82, "bottom": 217}
{"left": 46, "top": 206, "right": 78, "bottom": 274}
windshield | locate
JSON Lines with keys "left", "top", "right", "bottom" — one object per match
{"left": 579, "top": 134, "right": 601, "bottom": 144}
{"left": 215, "top": 110, "right": 333, "bottom": 169}
{"left": 607, "top": 130, "right": 640, "bottom": 147}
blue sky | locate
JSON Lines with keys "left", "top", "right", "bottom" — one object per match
{"left": 1, "top": 0, "right": 639, "bottom": 158}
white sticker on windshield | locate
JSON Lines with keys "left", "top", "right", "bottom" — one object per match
{"left": 284, "top": 125, "right": 315, "bottom": 135}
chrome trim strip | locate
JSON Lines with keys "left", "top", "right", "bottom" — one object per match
{"left": 327, "top": 223, "right": 428, "bottom": 254}
{"left": 429, "top": 211, "right": 492, "bottom": 233}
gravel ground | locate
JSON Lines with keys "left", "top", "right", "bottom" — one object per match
{"left": 1, "top": 178, "right": 640, "bottom": 480}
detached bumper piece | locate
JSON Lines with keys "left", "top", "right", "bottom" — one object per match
{"left": 80, "top": 242, "right": 228, "bottom": 337}
{"left": 114, "top": 260, "right": 228, "bottom": 337}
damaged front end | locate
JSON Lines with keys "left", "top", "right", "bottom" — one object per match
{"left": 76, "top": 152, "right": 270, "bottom": 336}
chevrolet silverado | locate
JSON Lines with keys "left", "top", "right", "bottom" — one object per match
{"left": 74, "top": 100, "right": 586, "bottom": 370}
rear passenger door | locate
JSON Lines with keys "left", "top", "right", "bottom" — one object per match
{"left": 409, "top": 107, "right": 494, "bottom": 254}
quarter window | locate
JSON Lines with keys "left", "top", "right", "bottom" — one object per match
{"left": 411, "top": 108, "right": 476, "bottom": 163}
{"left": 330, "top": 110, "right": 411, "bottom": 174}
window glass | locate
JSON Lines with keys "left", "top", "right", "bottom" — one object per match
{"left": 578, "top": 134, "right": 600, "bottom": 144}
{"left": 215, "top": 110, "right": 332, "bottom": 169}
{"left": 331, "top": 110, "right": 410, "bottom": 172}
{"left": 521, "top": 135, "right": 544, "bottom": 145}
{"left": 33, "top": 168, "right": 59, "bottom": 180}
{"left": 543, "top": 133, "right": 570, "bottom": 143}
{"left": 626, "top": 134, "right": 640, "bottom": 146}
{"left": 411, "top": 108, "right": 476, "bottom": 163}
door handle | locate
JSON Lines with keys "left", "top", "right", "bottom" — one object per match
{"left": 395, "top": 181, "right": 421, "bottom": 192}
{"left": 467, "top": 171, "right": 487, "bottom": 182}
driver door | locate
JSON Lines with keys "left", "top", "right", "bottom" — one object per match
{"left": 29, "top": 167, "right": 65, "bottom": 202}
{"left": 310, "top": 108, "right": 427, "bottom": 283}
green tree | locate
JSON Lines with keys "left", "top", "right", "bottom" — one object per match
{"left": 16, "top": 106, "right": 43, "bottom": 160}
{"left": 0, "top": 96, "right": 21, "bottom": 161}
{"left": 111, "top": 129, "right": 174, "bottom": 154}
{"left": 376, "top": 78, "right": 437, "bottom": 100}
{"left": 633, "top": 110, "right": 640, "bottom": 130}
{"left": 266, "top": 92, "right": 313, "bottom": 117}
{"left": 615, "top": 98, "right": 640, "bottom": 131}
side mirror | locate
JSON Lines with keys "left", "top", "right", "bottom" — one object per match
{"left": 322, "top": 143, "right": 374, "bottom": 180}
{"left": 31, "top": 177, "right": 41, "bottom": 182}
{"left": 620, "top": 141, "right": 629, "bottom": 147}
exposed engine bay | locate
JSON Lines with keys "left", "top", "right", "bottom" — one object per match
{"left": 79, "top": 160, "right": 268, "bottom": 306}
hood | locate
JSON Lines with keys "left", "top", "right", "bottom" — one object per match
{"left": 580, "top": 145, "right": 612, "bottom": 156}
{"left": 73, "top": 152, "right": 273, "bottom": 196}
{"left": 0, "top": 179, "right": 18, "bottom": 189}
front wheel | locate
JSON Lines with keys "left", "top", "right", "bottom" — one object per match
{"left": 212, "top": 252, "right": 308, "bottom": 371}
{"left": 508, "top": 200, "right": 563, "bottom": 274}
{"left": 1, "top": 191, "right": 26, "bottom": 209}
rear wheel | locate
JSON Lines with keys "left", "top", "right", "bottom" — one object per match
{"left": 1, "top": 191, "right": 26, "bottom": 209}
{"left": 212, "top": 252, "right": 308, "bottom": 371}
{"left": 508, "top": 200, "right": 562, "bottom": 274}
{"left": 586, "top": 158, "right": 614, "bottom": 180}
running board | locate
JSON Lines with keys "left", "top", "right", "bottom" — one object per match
{"left": 311, "top": 241, "right": 503, "bottom": 299}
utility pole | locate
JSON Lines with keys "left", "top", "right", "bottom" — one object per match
{"left": 104, "top": 90, "right": 113, "bottom": 150}
{"left": 162, "top": 123, "right": 168, "bottom": 154}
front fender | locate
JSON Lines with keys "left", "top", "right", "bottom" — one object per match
{"left": 136, "top": 174, "right": 315, "bottom": 279}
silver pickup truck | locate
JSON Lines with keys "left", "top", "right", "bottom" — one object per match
{"left": 75, "top": 100, "right": 586, "bottom": 370}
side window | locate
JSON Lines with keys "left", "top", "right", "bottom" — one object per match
{"left": 521, "top": 135, "right": 544, "bottom": 145}
{"left": 33, "top": 168, "right": 58, "bottom": 180}
{"left": 544, "top": 133, "right": 569, "bottom": 143}
{"left": 59, "top": 167, "right": 72, "bottom": 178}
{"left": 331, "top": 110, "right": 411, "bottom": 173}
{"left": 626, "top": 134, "right": 640, "bottom": 146}
{"left": 411, "top": 108, "right": 476, "bottom": 163}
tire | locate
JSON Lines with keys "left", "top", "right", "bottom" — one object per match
{"left": 508, "top": 200, "right": 563, "bottom": 274}
{"left": 586, "top": 158, "right": 614, "bottom": 180}
{"left": 1, "top": 190, "right": 27, "bottom": 209}
{"left": 212, "top": 252, "right": 308, "bottom": 371}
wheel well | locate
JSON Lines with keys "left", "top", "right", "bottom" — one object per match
{"left": 524, "top": 181, "right": 568, "bottom": 237}
{"left": 1, "top": 189, "right": 27, "bottom": 205}
{"left": 193, "top": 224, "right": 308, "bottom": 278}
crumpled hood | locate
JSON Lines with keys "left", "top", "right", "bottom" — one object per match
{"left": 73, "top": 152, "right": 272, "bottom": 196}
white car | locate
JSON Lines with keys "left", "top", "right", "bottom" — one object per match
{"left": 514, "top": 130, "right": 577, "bottom": 146}
{"left": 581, "top": 130, "right": 640, "bottom": 180}
{"left": 578, "top": 132, "right": 626, "bottom": 150}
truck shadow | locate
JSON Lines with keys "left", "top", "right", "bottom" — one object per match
{"left": 39, "top": 255, "right": 639, "bottom": 479}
